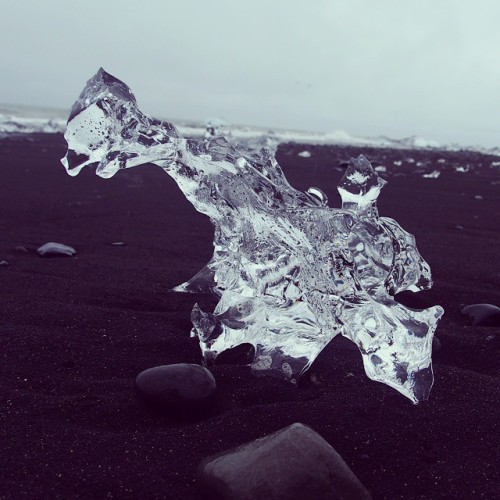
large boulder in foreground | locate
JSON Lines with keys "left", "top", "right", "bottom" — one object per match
{"left": 198, "top": 423, "right": 371, "bottom": 500}
{"left": 135, "top": 364, "right": 216, "bottom": 417}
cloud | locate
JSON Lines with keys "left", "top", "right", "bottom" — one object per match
{"left": 0, "top": 0, "right": 499, "bottom": 146}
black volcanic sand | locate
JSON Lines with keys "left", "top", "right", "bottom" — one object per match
{"left": 0, "top": 134, "right": 499, "bottom": 499}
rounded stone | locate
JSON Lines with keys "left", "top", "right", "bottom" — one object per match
{"left": 462, "top": 304, "right": 500, "bottom": 327}
{"left": 135, "top": 364, "right": 216, "bottom": 416}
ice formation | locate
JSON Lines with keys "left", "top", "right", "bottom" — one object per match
{"left": 61, "top": 69, "right": 444, "bottom": 403}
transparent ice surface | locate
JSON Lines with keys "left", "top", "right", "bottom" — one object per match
{"left": 62, "top": 69, "right": 444, "bottom": 403}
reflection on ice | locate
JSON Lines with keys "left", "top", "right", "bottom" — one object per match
{"left": 62, "top": 68, "right": 444, "bottom": 403}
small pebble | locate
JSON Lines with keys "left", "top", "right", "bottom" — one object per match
{"left": 298, "top": 150, "right": 311, "bottom": 158}
{"left": 422, "top": 170, "right": 440, "bottom": 179}
{"left": 135, "top": 363, "right": 216, "bottom": 417}
{"left": 110, "top": 242, "right": 127, "bottom": 246}
{"left": 37, "top": 242, "right": 76, "bottom": 257}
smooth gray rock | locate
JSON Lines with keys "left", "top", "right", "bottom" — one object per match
{"left": 37, "top": 242, "right": 76, "bottom": 257}
{"left": 198, "top": 423, "right": 371, "bottom": 500}
{"left": 135, "top": 364, "right": 216, "bottom": 416}
{"left": 462, "top": 304, "right": 500, "bottom": 327}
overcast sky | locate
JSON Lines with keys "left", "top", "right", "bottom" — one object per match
{"left": 1, "top": 0, "right": 499, "bottom": 147}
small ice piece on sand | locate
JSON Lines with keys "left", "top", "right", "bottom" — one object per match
{"left": 374, "top": 165, "right": 387, "bottom": 173}
{"left": 37, "top": 242, "right": 76, "bottom": 257}
{"left": 437, "top": 159, "right": 446, "bottom": 164}
{"left": 298, "top": 150, "right": 311, "bottom": 158}
{"left": 197, "top": 423, "right": 372, "bottom": 500}
{"left": 490, "top": 161, "right": 500, "bottom": 168}
{"left": 110, "top": 241, "right": 126, "bottom": 246}
{"left": 393, "top": 160, "right": 402, "bottom": 166}
{"left": 474, "top": 195, "right": 483, "bottom": 200}
{"left": 462, "top": 304, "right": 500, "bottom": 327}
{"left": 0, "top": 260, "right": 9, "bottom": 266}
{"left": 454, "top": 165, "right": 469, "bottom": 173}
{"left": 422, "top": 170, "right": 440, "bottom": 179}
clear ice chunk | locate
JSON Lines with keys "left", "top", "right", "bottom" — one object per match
{"left": 61, "top": 69, "right": 444, "bottom": 403}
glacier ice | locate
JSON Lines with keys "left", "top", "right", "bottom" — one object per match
{"left": 61, "top": 68, "right": 444, "bottom": 403}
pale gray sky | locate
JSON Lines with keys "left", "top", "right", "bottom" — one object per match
{"left": 1, "top": 0, "right": 499, "bottom": 147}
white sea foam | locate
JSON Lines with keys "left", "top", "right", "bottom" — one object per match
{"left": 0, "top": 104, "right": 67, "bottom": 134}
{"left": 1, "top": 103, "right": 498, "bottom": 157}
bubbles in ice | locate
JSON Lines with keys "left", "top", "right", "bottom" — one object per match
{"left": 61, "top": 68, "right": 444, "bottom": 403}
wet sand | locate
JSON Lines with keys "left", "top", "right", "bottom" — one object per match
{"left": 0, "top": 134, "right": 499, "bottom": 499}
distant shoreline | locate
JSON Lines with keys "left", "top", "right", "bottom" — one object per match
{"left": 0, "top": 103, "right": 498, "bottom": 156}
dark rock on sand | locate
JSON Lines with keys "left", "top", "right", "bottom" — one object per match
{"left": 37, "top": 242, "right": 76, "bottom": 257}
{"left": 135, "top": 364, "right": 216, "bottom": 416}
{"left": 198, "top": 422, "right": 371, "bottom": 500}
{"left": 462, "top": 304, "right": 500, "bottom": 327}
{"left": 14, "top": 245, "right": 29, "bottom": 253}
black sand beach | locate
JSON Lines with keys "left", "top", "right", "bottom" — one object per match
{"left": 1, "top": 133, "right": 498, "bottom": 498}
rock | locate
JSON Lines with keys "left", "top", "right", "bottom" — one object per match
{"left": 37, "top": 242, "right": 76, "bottom": 257}
{"left": 462, "top": 304, "right": 500, "bottom": 327}
{"left": 135, "top": 364, "right": 216, "bottom": 416}
{"left": 198, "top": 423, "right": 371, "bottom": 500}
